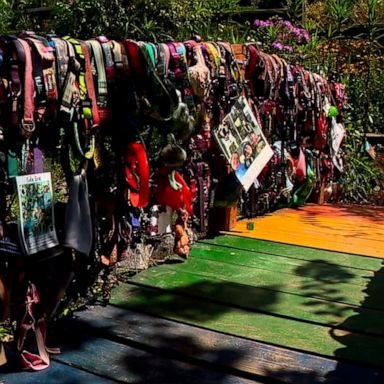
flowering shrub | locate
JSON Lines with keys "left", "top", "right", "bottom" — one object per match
{"left": 253, "top": 17, "right": 311, "bottom": 57}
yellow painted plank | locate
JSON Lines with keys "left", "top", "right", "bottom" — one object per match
{"left": 227, "top": 204, "right": 384, "bottom": 258}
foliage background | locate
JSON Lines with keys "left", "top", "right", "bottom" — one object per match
{"left": 1, "top": 0, "right": 384, "bottom": 204}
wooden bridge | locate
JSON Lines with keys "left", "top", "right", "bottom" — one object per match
{"left": 3, "top": 204, "right": 384, "bottom": 383}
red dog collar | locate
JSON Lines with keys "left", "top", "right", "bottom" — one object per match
{"left": 125, "top": 142, "right": 150, "bottom": 208}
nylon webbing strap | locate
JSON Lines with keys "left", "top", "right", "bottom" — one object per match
{"left": 17, "top": 283, "right": 51, "bottom": 371}
{"left": 63, "top": 37, "right": 97, "bottom": 161}
{"left": 96, "top": 36, "right": 115, "bottom": 81}
{"left": 64, "top": 37, "right": 99, "bottom": 126}
{"left": 204, "top": 42, "right": 221, "bottom": 79}
{"left": 124, "top": 39, "right": 144, "bottom": 76}
{"left": 87, "top": 40, "right": 108, "bottom": 106}
{"left": 55, "top": 38, "right": 78, "bottom": 117}
{"left": 145, "top": 43, "right": 156, "bottom": 67}
{"left": 16, "top": 38, "right": 35, "bottom": 139}
{"left": 20, "top": 33, "right": 58, "bottom": 121}
{"left": 50, "top": 37, "right": 69, "bottom": 90}
{"left": 167, "top": 42, "right": 196, "bottom": 118}
{"left": 110, "top": 40, "right": 129, "bottom": 75}
{"left": 157, "top": 43, "right": 170, "bottom": 78}
{"left": 80, "top": 41, "right": 100, "bottom": 127}
{"left": 8, "top": 37, "right": 25, "bottom": 128}
{"left": 64, "top": 37, "right": 89, "bottom": 117}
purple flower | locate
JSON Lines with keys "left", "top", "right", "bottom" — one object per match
{"left": 282, "top": 20, "right": 293, "bottom": 29}
{"left": 283, "top": 45, "right": 294, "bottom": 52}
{"left": 254, "top": 19, "right": 274, "bottom": 27}
{"left": 272, "top": 42, "right": 284, "bottom": 50}
{"left": 302, "top": 31, "right": 310, "bottom": 41}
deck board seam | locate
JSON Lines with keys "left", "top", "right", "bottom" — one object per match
{"left": 50, "top": 356, "right": 125, "bottom": 383}
{"left": 110, "top": 300, "right": 384, "bottom": 373}
{"left": 150, "top": 263, "right": 384, "bottom": 312}
{"left": 210, "top": 235, "right": 384, "bottom": 262}
{"left": 124, "top": 280, "right": 384, "bottom": 339}
{"left": 188, "top": 254, "right": 380, "bottom": 287}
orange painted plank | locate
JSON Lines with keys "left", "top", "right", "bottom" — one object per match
{"left": 227, "top": 204, "right": 384, "bottom": 258}
{"left": 234, "top": 216, "right": 384, "bottom": 242}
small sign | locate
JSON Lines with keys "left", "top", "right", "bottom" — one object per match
{"left": 16, "top": 172, "right": 59, "bottom": 255}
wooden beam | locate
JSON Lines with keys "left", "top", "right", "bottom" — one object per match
{"left": 26, "top": 7, "right": 51, "bottom": 14}
{"left": 224, "top": 6, "right": 289, "bottom": 14}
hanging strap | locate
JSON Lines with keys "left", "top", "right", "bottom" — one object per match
{"left": 245, "top": 43, "right": 259, "bottom": 81}
{"left": 125, "top": 142, "right": 150, "bottom": 208}
{"left": 145, "top": 42, "right": 157, "bottom": 67}
{"left": 156, "top": 43, "right": 170, "bottom": 78}
{"left": 63, "top": 38, "right": 97, "bottom": 161}
{"left": 110, "top": 40, "right": 129, "bottom": 76}
{"left": 167, "top": 42, "right": 196, "bottom": 118}
{"left": 124, "top": 39, "right": 144, "bottom": 77}
{"left": 15, "top": 38, "right": 36, "bottom": 139}
{"left": 79, "top": 41, "right": 100, "bottom": 128}
{"left": 96, "top": 36, "right": 115, "bottom": 82}
{"left": 17, "top": 283, "right": 59, "bottom": 371}
{"left": 203, "top": 42, "right": 221, "bottom": 79}
{"left": 47, "top": 36, "right": 66, "bottom": 90}
{"left": 183, "top": 39, "right": 198, "bottom": 66}
{"left": 230, "top": 43, "right": 247, "bottom": 83}
{"left": 52, "top": 37, "right": 79, "bottom": 117}
{"left": 87, "top": 39, "right": 109, "bottom": 120}
{"left": 20, "top": 33, "right": 58, "bottom": 122}
{"left": 6, "top": 37, "right": 26, "bottom": 134}
{"left": 187, "top": 44, "right": 211, "bottom": 100}
{"left": 64, "top": 38, "right": 90, "bottom": 118}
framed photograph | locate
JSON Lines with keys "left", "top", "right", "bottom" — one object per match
{"left": 16, "top": 172, "right": 59, "bottom": 255}
{"left": 213, "top": 96, "right": 274, "bottom": 191}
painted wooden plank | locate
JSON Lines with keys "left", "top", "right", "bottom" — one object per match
{"left": 236, "top": 204, "right": 384, "bottom": 231}
{"left": 201, "top": 235, "right": 383, "bottom": 271}
{"left": 111, "top": 283, "right": 384, "bottom": 368}
{"left": 226, "top": 225, "right": 384, "bottom": 258}
{"left": 264, "top": 210, "right": 384, "bottom": 233}
{"left": 52, "top": 333, "right": 256, "bottom": 384}
{"left": 150, "top": 256, "right": 383, "bottom": 309}
{"left": 227, "top": 205, "right": 384, "bottom": 258}
{"left": 1, "top": 361, "right": 116, "bottom": 384}
{"left": 191, "top": 243, "right": 380, "bottom": 285}
{"left": 239, "top": 209, "right": 384, "bottom": 235}
{"left": 260, "top": 204, "right": 384, "bottom": 224}
{"left": 73, "top": 305, "right": 384, "bottom": 384}
{"left": 232, "top": 219, "right": 384, "bottom": 246}
{"left": 127, "top": 266, "right": 384, "bottom": 337}
{"left": 283, "top": 204, "right": 384, "bottom": 220}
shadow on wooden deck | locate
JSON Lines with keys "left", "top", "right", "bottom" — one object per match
{"left": 3, "top": 203, "right": 384, "bottom": 383}
{"left": 325, "top": 259, "right": 384, "bottom": 383}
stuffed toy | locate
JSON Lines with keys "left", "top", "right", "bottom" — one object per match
{"left": 173, "top": 209, "right": 190, "bottom": 258}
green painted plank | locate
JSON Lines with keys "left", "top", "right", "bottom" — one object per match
{"left": 201, "top": 235, "right": 384, "bottom": 271}
{"left": 190, "top": 244, "right": 380, "bottom": 287}
{"left": 111, "top": 283, "right": 384, "bottom": 368}
{"left": 128, "top": 267, "right": 384, "bottom": 337}
{"left": 152, "top": 257, "right": 383, "bottom": 310}
{"left": 75, "top": 305, "right": 384, "bottom": 384}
